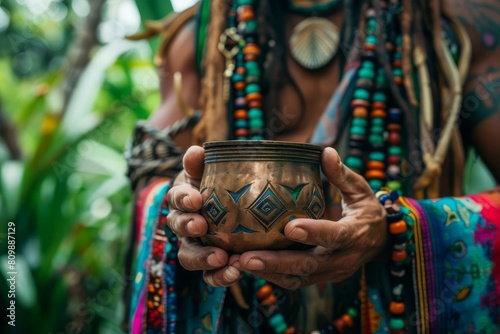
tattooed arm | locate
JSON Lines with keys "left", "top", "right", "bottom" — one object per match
{"left": 449, "top": 0, "right": 500, "bottom": 182}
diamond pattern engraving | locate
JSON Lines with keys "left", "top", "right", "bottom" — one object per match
{"left": 248, "top": 183, "right": 287, "bottom": 231}
{"left": 305, "top": 185, "right": 324, "bottom": 219}
{"left": 202, "top": 192, "right": 227, "bottom": 226}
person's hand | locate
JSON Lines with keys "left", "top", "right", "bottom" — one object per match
{"left": 239, "top": 147, "right": 387, "bottom": 290}
{"left": 166, "top": 146, "right": 241, "bottom": 287}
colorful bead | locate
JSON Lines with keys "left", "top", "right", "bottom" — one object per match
{"left": 369, "top": 152, "right": 385, "bottom": 161}
{"left": 269, "top": 314, "right": 285, "bottom": 328}
{"left": 257, "top": 285, "right": 272, "bottom": 299}
{"left": 389, "top": 221, "right": 407, "bottom": 234}
{"left": 235, "top": 119, "right": 248, "bottom": 128}
{"left": 390, "top": 301, "right": 406, "bottom": 314}
{"left": 248, "top": 108, "right": 263, "bottom": 119}
{"left": 387, "top": 180, "right": 402, "bottom": 190}
{"left": 389, "top": 318, "right": 405, "bottom": 330}
{"left": 235, "top": 128, "right": 249, "bottom": 137}
{"left": 365, "top": 170, "right": 385, "bottom": 179}
{"left": 369, "top": 179, "right": 384, "bottom": 190}
{"left": 359, "top": 68, "right": 375, "bottom": 79}
{"left": 353, "top": 107, "right": 368, "bottom": 118}
{"left": 353, "top": 88, "right": 370, "bottom": 100}
{"left": 391, "top": 250, "right": 407, "bottom": 262}
{"left": 234, "top": 109, "right": 248, "bottom": 119}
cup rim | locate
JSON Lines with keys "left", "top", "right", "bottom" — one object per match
{"left": 203, "top": 140, "right": 324, "bottom": 152}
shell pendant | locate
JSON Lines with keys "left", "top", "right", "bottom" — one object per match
{"left": 289, "top": 17, "right": 340, "bottom": 70}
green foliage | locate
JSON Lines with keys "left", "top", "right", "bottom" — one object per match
{"left": 0, "top": 0, "right": 173, "bottom": 333}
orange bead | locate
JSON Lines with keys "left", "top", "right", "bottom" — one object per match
{"left": 364, "top": 44, "right": 376, "bottom": 51}
{"left": 353, "top": 107, "right": 368, "bottom": 118}
{"left": 387, "top": 124, "right": 402, "bottom": 131}
{"left": 244, "top": 54, "right": 258, "bottom": 61}
{"left": 239, "top": 8, "right": 254, "bottom": 21}
{"left": 390, "top": 301, "right": 406, "bottom": 314}
{"left": 236, "top": 67, "right": 246, "bottom": 75}
{"left": 261, "top": 294, "right": 276, "bottom": 306}
{"left": 334, "top": 319, "right": 346, "bottom": 332}
{"left": 234, "top": 110, "right": 248, "bottom": 119}
{"left": 393, "top": 60, "right": 402, "bottom": 67}
{"left": 372, "top": 101, "right": 386, "bottom": 110}
{"left": 342, "top": 314, "right": 353, "bottom": 327}
{"left": 367, "top": 161, "right": 385, "bottom": 170}
{"left": 235, "top": 128, "right": 249, "bottom": 137}
{"left": 284, "top": 327, "right": 297, "bottom": 334}
{"left": 246, "top": 92, "right": 263, "bottom": 101}
{"left": 371, "top": 109, "right": 387, "bottom": 117}
{"left": 248, "top": 100, "right": 262, "bottom": 108}
{"left": 386, "top": 42, "right": 395, "bottom": 52}
{"left": 351, "top": 99, "right": 370, "bottom": 109}
{"left": 257, "top": 285, "right": 272, "bottom": 299}
{"left": 234, "top": 82, "right": 245, "bottom": 90}
{"left": 392, "top": 250, "right": 407, "bottom": 262}
{"left": 394, "top": 76, "right": 403, "bottom": 85}
{"left": 389, "top": 221, "right": 407, "bottom": 234}
{"left": 243, "top": 44, "right": 260, "bottom": 55}
{"left": 365, "top": 169, "right": 385, "bottom": 179}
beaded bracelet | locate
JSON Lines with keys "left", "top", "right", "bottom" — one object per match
{"left": 375, "top": 189, "right": 413, "bottom": 333}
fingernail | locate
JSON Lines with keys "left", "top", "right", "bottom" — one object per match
{"left": 289, "top": 227, "right": 308, "bottom": 241}
{"left": 207, "top": 253, "right": 222, "bottom": 267}
{"left": 224, "top": 266, "right": 240, "bottom": 281}
{"left": 186, "top": 220, "right": 202, "bottom": 235}
{"left": 245, "top": 258, "right": 265, "bottom": 271}
{"left": 182, "top": 195, "right": 193, "bottom": 209}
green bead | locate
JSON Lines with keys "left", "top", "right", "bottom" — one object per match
{"left": 269, "top": 314, "right": 285, "bottom": 328}
{"left": 372, "top": 118, "right": 384, "bottom": 126}
{"left": 359, "top": 68, "right": 375, "bottom": 79}
{"left": 369, "top": 134, "right": 384, "bottom": 144}
{"left": 369, "top": 152, "right": 385, "bottom": 161}
{"left": 246, "top": 69, "right": 261, "bottom": 77}
{"left": 350, "top": 125, "right": 366, "bottom": 136}
{"left": 376, "top": 76, "right": 386, "bottom": 85}
{"left": 371, "top": 125, "right": 385, "bottom": 134}
{"left": 352, "top": 118, "right": 367, "bottom": 127}
{"left": 232, "top": 73, "right": 244, "bottom": 82}
{"left": 245, "top": 83, "right": 260, "bottom": 94}
{"left": 389, "top": 318, "right": 405, "bottom": 330}
{"left": 245, "top": 20, "right": 257, "bottom": 32}
{"left": 249, "top": 118, "right": 264, "bottom": 129}
{"left": 369, "top": 179, "right": 384, "bottom": 190}
{"left": 346, "top": 156, "right": 363, "bottom": 169}
{"left": 251, "top": 135, "right": 264, "bottom": 140}
{"left": 235, "top": 119, "right": 248, "bottom": 128}
{"left": 248, "top": 108, "right": 263, "bottom": 119}
{"left": 255, "top": 278, "right": 267, "bottom": 288}
{"left": 354, "top": 88, "right": 370, "bottom": 100}
{"left": 347, "top": 307, "right": 359, "bottom": 318}
{"left": 362, "top": 61, "right": 375, "bottom": 69}
{"left": 275, "top": 323, "right": 288, "bottom": 334}
{"left": 395, "top": 35, "right": 403, "bottom": 46}
{"left": 245, "top": 61, "right": 259, "bottom": 71}
{"left": 387, "top": 180, "right": 402, "bottom": 190}
{"left": 238, "top": 39, "right": 246, "bottom": 48}
{"left": 388, "top": 146, "right": 402, "bottom": 155}
{"left": 373, "top": 92, "right": 387, "bottom": 102}
{"left": 393, "top": 68, "right": 403, "bottom": 76}
{"left": 366, "top": 35, "right": 377, "bottom": 45}
{"left": 236, "top": 136, "right": 248, "bottom": 140}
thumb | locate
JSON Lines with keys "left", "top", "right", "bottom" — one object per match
{"left": 183, "top": 145, "right": 205, "bottom": 182}
{"left": 321, "top": 147, "right": 372, "bottom": 204}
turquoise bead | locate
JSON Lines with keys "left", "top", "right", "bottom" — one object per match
{"left": 232, "top": 73, "right": 245, "bottom": 83}
{"left": 245, "top": 61, "right": 259, "bottom": 71}
{"left": 395, "top": 35, "right": 403, "bottom": 46}
{"left": 245, "top": 83, "right": 260, "bottom": 94}
{"left": 246, "top": 69, "right": 260, "bottom": 77}
{"left": 350, "top": 125, "right": 366, "bottom": 136}
{"left": 387, "top": 180, "right": 402, "bottom": 190}
{"left": 393, "top": 68, "right": 403, "bottom": 76}
{"left": 371, "top": 125, "right": 385, "bottom": 134}
{"left": 237, "top": 0, "right": 253, "bottom": 4}
{"left": 346, "top": 156, "right": 363, "bottom": 169}
{"left": 359, "top": 68, "right": 375, "bottom": 79}
{"left": 235, "top": 119, "right": 248, "bottom": 129}
{"left": 389, "top": 318, "right": 405, "bottom": 330}
{"left": 369, "top": 134, "right": 384, "bottom": 144}
{"left": 362, "top": 61, "right": 375, "bottom": 69}
{"left": 255, "top": 278, "right": 267, "bottom": 288}
{"left": 369, "top": 152, "right": 385, "bottom": 161}
{"left": 352, "top": 118, "right": 367, "bottom": 127}
{"left": 249, "top": 118, "right": 264, "bottom": 129}
{"left": 347, "top": 307, "right": 359, "bottom": 318}
{"left": 373, "top": 92, "right": 387, "bottom": 102}
{"left": 236, "top": 136, "right": 247, "bottom": 140}
{"left": 366, "top": 35, "right": 377, "bottom": 45}
{"left": 354, "top": 88, "right": 370, "bottom": 100}
{"left": 394, "top": 52, "right": 402, "bottom": 59}
{"left": 376, "top": 77, "right": 386, "bottom": 86}
{"left": 388, "top": 146, "right": 402, "bottom": 155}
{"left": 269, "top": 314, "right": 285, "bottom": 328}
{"left": 251, "top": 135, "right": 264, "bottom": 140}
{"left": 245, "top": 20, "right": 257, "bottom": 32}
{"left": 369, "top": 179, "right": 384, "bottom": 190}
{"left": 372, "top": 118, "right": 384, "bottom": 126}
{"left": 248, "top": 108, "right": 263, "bottom": 119}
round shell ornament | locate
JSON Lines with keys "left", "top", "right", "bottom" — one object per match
{"left": 289, "top": 17, "right": 340, "bottom": 70}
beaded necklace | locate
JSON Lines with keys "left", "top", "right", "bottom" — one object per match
{"left": 221, "top": 0, "right": 409, "bottom": 333}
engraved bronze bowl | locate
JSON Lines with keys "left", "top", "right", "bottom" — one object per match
{"left": 199, "top": 140, "right": 325, "bottom": 253}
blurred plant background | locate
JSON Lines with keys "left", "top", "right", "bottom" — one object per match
{"left": 0, "top": 0, "right": 195, "bottom": 332}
